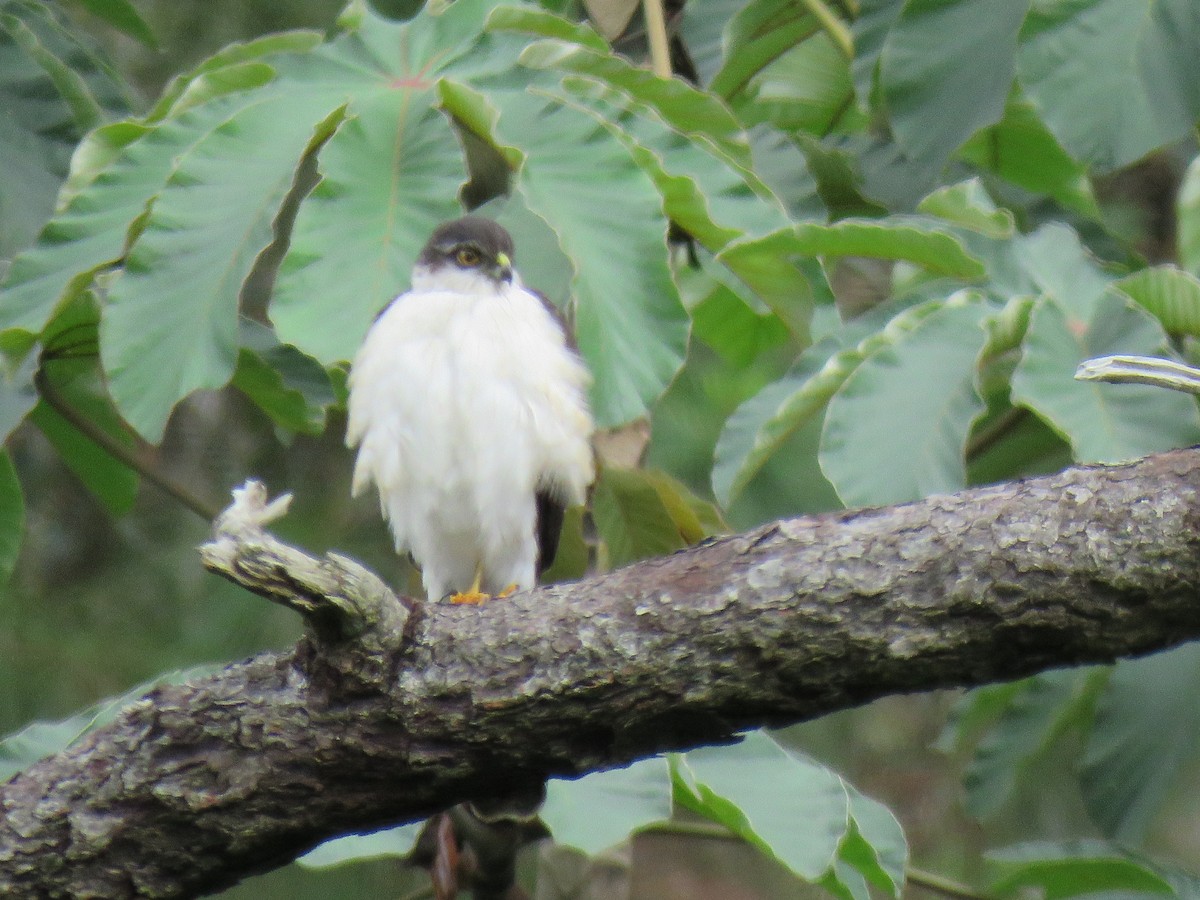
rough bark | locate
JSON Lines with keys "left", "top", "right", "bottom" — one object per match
{"left": 5, "top": 450, "right": 1200, "bottom": 898}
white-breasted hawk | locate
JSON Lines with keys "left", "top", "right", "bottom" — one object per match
{"left": 346, "top": 216, "right": 594, "bottom": 603}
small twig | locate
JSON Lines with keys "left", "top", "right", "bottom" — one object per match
{"left": 34, "top": 365, "right": 219, "bottom": 521}
{"left": 200, "top": 480, "right": 411, "bottom": 643}
{"left": 641, "top": 0, "right": 672, "bottom": 78}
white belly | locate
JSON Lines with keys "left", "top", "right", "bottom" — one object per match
{"left": 345, "top": 284, "right": 593, "bottom": 599}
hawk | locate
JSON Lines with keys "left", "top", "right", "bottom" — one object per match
{"left": 346, "top": 216, "right": 594, "bottom": 603}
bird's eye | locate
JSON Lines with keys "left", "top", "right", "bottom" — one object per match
{"left": 455, "top": 247, "right": 482, "bottom": 267}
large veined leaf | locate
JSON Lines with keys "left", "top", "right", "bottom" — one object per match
{"left": 591, "top": 465, "right": 692, "bottom": 567}
{"left": 718, "top": 217, "right": 986, "bottom": 314}
{"left": 0, "top": 88, "right": 271, "bottom": 352}
{"left": 268, "top": 95, "right": 465, "bottom": 365}
{"left": 100, "top": 93, "right": 347, "bottom": 441}
{"left": 542, "top": 756, "right": 672, "bottom": 853}
{"left": 573, "top": 90, "right": 774, "bottom": 245}
{"left": 735, "top": 31, "right": 859, "bottom": 136}
{"left": 0, "top": 0, "right": 131, "bottom": 261}
{"left": 1011, "top": 223, "right": 1114, "bottom": 320}
{"left": 452, "top": 79, "right": 686, "bottom": 426}
{"left": 709, "top": 0, "right": 820, "bottom": 101}
{"left": 677, "top": 0, "right": 750, "bottom": 87}
{"left": 820, "top": 293, "right": 990, "bottom": 508}
{"left": 712, "top": 337, "right": 842, "bottom": 507}
{"left": 232, "top": 320, "right": 334, "bottom": 435}
{"left": 1017, "top": 0, "right": 1200, "bottom": 171}
{"left": 1112, "top": 266, "right": 1200, "bottom": 339}
{"left": 988, "top": 841, "right": 1174, "bottom": 900}
{"left": 958, "top": 91, "right": 1099, "bottom": 218}
{"left": 673, "top": 730, "right": 906, "bottom": 898}
{"left": 1079, "top": 643, "right": 1200, "bottom": 843}
{"left": 268, "top": 0, "right": 507, "bottom": 365}
{"left": 492, "top": 6, "right": 749, "bottom": 162}
{"left": 0, "top": 449, "right": 22, "bottom": 583}
{"left": 917, "top": 178, "right": 1014, "bottom": 240}
{"left": 880, "top": 0, "right": 1025, "bottom": 167}
{"left": 841, "top": 784, "right": 908, "bottom": 897}
{"left": 1010, "top": 294, "right": 1200, "bottom": 464}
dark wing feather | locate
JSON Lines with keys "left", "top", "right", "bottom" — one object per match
{"left": 535, "top": 489, "right": 567, "bottom": 577}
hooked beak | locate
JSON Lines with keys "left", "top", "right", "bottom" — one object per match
{"left": 494, "top": 251, "right": 514, "bottom": 284}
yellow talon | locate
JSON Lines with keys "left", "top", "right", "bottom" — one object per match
{"left": 449, "top": 567, "right": 490, "bottom": 605}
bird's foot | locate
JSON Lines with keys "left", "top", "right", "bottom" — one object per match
{"left": 498, "top": 583, "right": 517, "bottom": 597}
{"left": 449, "top": 589, "right": 491, "bottom": 605}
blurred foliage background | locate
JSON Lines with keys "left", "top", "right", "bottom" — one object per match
{"left": 4, "top": 0, "right": 1200, "bottom": 898}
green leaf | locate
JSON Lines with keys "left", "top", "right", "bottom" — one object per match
{"left": 512, "top": 32, "right": 749, "bottom": 163}
{"left": 0, "top": 665, "right": 219, "bottom": 782}
{"left": 820, "top": 293, "right": 990, "bottom": 507}
{"left": 740, "top": 32, "right": 860, "bottom": 136}
{"left": 73, "top": 0, "right": 156, "bottom": 48}
{"left": 298, "top": 823, "right": 422, "bottom": 868}
{"left": 842, "top": 785, "right": 908, "bottom": 896}
{"left": 690, "top": 278, "right": 792, "bottom": 368}
{"left": 592, "top": 465, "right": 689, "bottom": 567}
{"left": 677, "top": 0, "right": 746, "bottom": 87}
{"left": 917, "top": 178, "right": 1014, "bottom": 239}
{"left": 101, "top": 94, "right": 347, "bottom": 441}
{"left": 542, "top": 756, "right": 672, "bottom": 853}
{"left": 1114, "top": 266, "right": 1200, "bottom": 339}
{"left": 149, "top": 31, "right": 323, "bottom": 122}
{"left": 958, "top": 91, "right": 1099, "bottom": 218}
{"left": 1010, "top": 294, "right": 1200, "bottom": 463}
{"left": 485, "top": 4, "right": 609, "bottom": 52}
{"left": 460, "top": 82, "right": 687, "bottom": 426}
{"left": 1017, "top": 0, "right": 1200, "bottom": 171}
{"left": 270, "top": 100, "right": 465, "bottom": 367}
{"left": 0, "top": 91, "right": 270, "bottom": 346}
{"left": 881, "top": 0, "right": 1023, "bottom": 167}
{"left": 268, "top": 1, "right": 507, "bottom": 368}
{"left": 963, "top": 669, "right": 1100, "bottom": 820}
{"left": 30, "top": 361, "right": 139, "bottom": 515}
{"left": 988, "top": 841, "right": 1174, "bottom": 900}
{"left": 1179, "top": 154, "right": 1200, "bottom": 277}
{"left": 712, "top": 337, "right": 843, "bottom": 507}
{"left": 1080, "top": 643, "right": 1200, "bottom": 843}
{"left": 537, "top": 78, "right": 784, "bottom": 248}
{"left": 0, "top": 450, "right": 23, "bottom": 583}
{"left": 232, "top": 320, "right": 334, "bottom": 435}
{"left": 710, "top": 0, "right": 817, "bottom": 100}
{"left": 719, "top": 219, "right": 987, "bottom": 299}
{"left": 2, "top": 9, "right": 103, "bottom": 132}
{"left": 674, "top": 732, "right": 850, "bottom": 881}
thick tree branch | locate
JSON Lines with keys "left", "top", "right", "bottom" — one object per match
{"left": 5, "top": 449, "right": 1200, "bottom": 898}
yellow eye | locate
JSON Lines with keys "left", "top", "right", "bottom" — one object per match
{"left": 455, "top": 247, "right": 482, "bottom": 267}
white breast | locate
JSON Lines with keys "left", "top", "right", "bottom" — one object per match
{"left": 346, "top": 278, "right": 594, "bottom": 599}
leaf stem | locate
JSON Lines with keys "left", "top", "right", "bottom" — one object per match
{"left": 34, "top": 364, "right": 219, "bottom": 521}
{"left": 799, "top": 0, "right": 854, "bottom": 59}
{"left": 906, "top": 866, "right": 992, "bottom": 900}
{"left": 965, "top": 406, "right": 1028, "bottom": 463}
{"left": 641, "top": 0, "right": 672, "bottom": 78}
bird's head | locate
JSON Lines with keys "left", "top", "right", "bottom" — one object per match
{"left": 413, "top": 215, "right": 516, "bottom": 294}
